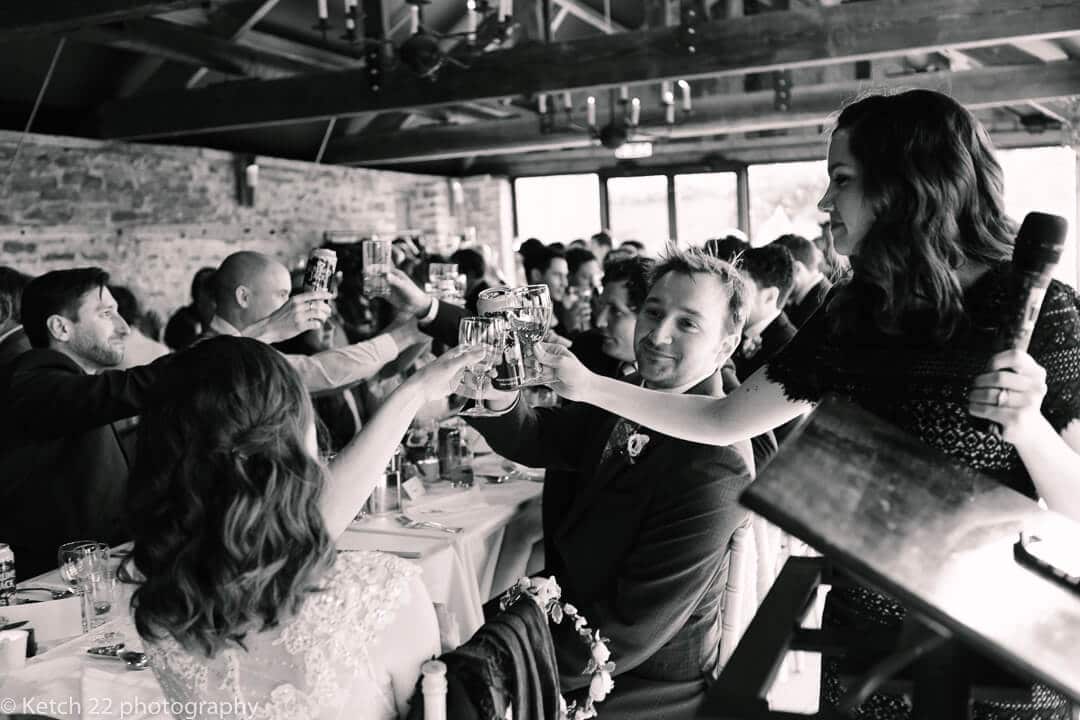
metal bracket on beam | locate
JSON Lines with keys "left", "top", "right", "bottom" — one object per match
{"left": 678, "top": 3, "right": 698, "bottom": 53}
{"left": 773, "top": 69, "right": 792, "bottom": 111}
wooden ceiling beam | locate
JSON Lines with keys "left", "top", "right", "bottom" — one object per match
{"left": 0, "top": 0, "right": 251, "bottom": 41}
{"left": 95, "top": 0, "right": 1080, "bottom": 140}
{"left": 325, "top": 60, "right": 1080, "bottom": 164}
{"left": 73, "top": 17, "right": 323, "bottom": 79}
{"left": 551, "top": 0, "right": 627, "bottom": 34}
{"left": 186, "top": 0, "right": 284, "bottom": 88}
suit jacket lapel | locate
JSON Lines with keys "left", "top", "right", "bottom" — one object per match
{"left": 554, "top": 411, "right": 624, "bottom": 539}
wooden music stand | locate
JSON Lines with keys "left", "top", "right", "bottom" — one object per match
{"left": 700, "top": 395, "right": 1080, "bottom": 719}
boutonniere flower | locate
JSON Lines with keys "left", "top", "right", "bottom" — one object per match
{"left": 740, "top": 333, "right": 763, "bottom": 359}
{"left": 626, "top": 432, "right": 650, "bottom": 462}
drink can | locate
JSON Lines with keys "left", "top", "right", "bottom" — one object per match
{"left": 477, "top": 288, "right": 527, "bottom": 391}
{"left": 437, "top": 424, "right": 463, "bottom": 477}
{"left": 365, "top": 447, "right": 403, "bottom": 515}
{"left": 0, "top": 543, "right": 15, "bottom": 606}
{"left": 303, "top": 248, "right": 338, "bottom": 293}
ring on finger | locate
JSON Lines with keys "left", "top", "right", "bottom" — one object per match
{"left": 996, "top": 388, "right": 1009, "bottom": 407}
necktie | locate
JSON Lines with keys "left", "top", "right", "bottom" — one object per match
{"left": 599, "top": 417, "right": 637, "bottom": 466}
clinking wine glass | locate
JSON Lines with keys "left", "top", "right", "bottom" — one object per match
{"left": 511, "top": 285, "right": 553, "bottom": 387}
{"left": 456, "top": 316, "right": 507, "bottom": 417}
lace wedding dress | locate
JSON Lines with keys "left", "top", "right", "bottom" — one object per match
{"left": 143, "top": 551, "right": 425, "bottom": 720}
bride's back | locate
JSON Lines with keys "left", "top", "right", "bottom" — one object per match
{"left": 144, "top": 551, "right": 438, "bottom": 720}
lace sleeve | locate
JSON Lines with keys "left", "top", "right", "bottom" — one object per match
{"left": 764, "top": 304, "right": 831, "bottom": 404}
{"left": 1028, "top": 279, "right": 1080, "bottom": 434}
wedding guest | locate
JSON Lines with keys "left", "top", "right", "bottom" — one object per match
{"left": 0, "top": 266, "right": 31, "bottom": 369}
{"left": 702, "top": 235, "right": 749, "bottom": 262}
{"left": 571, "top": 256, "right": 653, "bottom": 378}
{"left": 537, "top": 89, "right": 1080, "bottom": 720}
{"left": 0, "top": 267, "right": 326, "bottom": 579}
{"left": 618, "top": 239, "right": 647, "bottom": 257}
{"left": 207, "top": 251, "right": 424, "bottom": 393}
{"left": 771, "top": 233, "right": 832, "bottom": 328}
{"left": 469, "top": 248, "right": 754, "bottom": 720}
{"left": 163, "top": 267, "right": 216, "bottom": 351}
{"left": 560, "top": 247, "right": 599, "bottom": 336}
{"left": 449, "top": 247, "right": 490, "bottom": 313}
{"left": 110, "top": 285, "right": 171, "bottom": 369}
{"left": 130, "top": 336, "right": 479, "bottom": 720}
{"left": 731, "top": 244, "right": 797, "bottom": 381}
{"left": 524, "top": 244, "right": 569, "bottom": 301}
{"left": 589, "top": 230, "right": 613, "bottom": 265}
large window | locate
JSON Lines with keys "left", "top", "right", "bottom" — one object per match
{"left": 998, "top": 146, "right": 1077, "bottom": 288}
{"left": 675, "top": 172, "right": 739, "bottom": 247}
{"left": 747, "top": 160, "right": 828, "bottom": 246}
{"left": 514, "top": 174, "right": 601, "bottom": 245}
{"left": 607, "top": 175, "right": 670, "bottom": 255}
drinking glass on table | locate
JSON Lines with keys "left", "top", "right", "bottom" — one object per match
{"left": 456, "top": 316, "right": 507, "bottom": 417}
{"left": 362, "top": 238, "right": 392, "bottom": 297}
{"left": 510, "top": 285, "right": 553, "bottom": 386}
{"left": 57, "top": 541, "right": 113, "bottom": 631}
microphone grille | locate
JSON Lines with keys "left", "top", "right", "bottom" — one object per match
{"left": 1012, "top": 212, "right": 1067, "bottom": 275}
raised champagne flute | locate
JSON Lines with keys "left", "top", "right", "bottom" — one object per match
{"left": 456, "top": 316, "right": 507, "bottom": 417}
{"left": 511, "top": 285, "right": 553, "bottom": 386}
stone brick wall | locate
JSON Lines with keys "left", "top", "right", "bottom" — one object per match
{"left": 0, "top": 130, "right": 512, "bottom": 321}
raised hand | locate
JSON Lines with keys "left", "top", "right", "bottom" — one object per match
{"left": 409, "top": 345, "right": 487, "bottom": 403}
{"left": 385, "top": 268, "right": 435, "bottom": 318}
{"left": 244, "top": 290, "right": 334, "bottom": 343}
{"left": 534, "top": 342, "right": 596, "bottom": 402}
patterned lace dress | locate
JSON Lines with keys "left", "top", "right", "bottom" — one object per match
{"left": 765, "top": 262, "right": 1080, "bottom": 720}
{"left": 143, "top": 551, "right": 421, "bottom": 720}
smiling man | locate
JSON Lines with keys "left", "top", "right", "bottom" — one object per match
{"left": 469, "top": 248, "right": 754, "bottom": 720}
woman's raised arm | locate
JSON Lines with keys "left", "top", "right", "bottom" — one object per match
{"left": 537, "top": 343, "right": 812, "bottom": 446}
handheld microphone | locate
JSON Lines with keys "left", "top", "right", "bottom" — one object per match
{"left": 982, "top": 211, "right": 1067, "bottom": 436}
{"left": 996, "top": 212, "right": 1067, "bottom": 354}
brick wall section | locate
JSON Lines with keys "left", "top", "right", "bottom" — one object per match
{"left": 0, "top": 130, "right": 512, "bottom": 320}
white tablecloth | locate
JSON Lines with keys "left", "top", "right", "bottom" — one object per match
{"left": 342, "top": 477, "right": 544, "bottom": 641}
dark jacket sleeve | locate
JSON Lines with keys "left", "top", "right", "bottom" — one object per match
{"left": 466, "top": 397, "right": 597, "bottom": 472}
{"left": 557, "top": 445, "right": 752, "bottom": 688}
{"left": 1, "top": 350, "right": 179, "bottom": 449}
{"left": 420, "top": 301, "right": 468, "bottom": 348}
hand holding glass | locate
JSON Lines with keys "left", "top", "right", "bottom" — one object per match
{"left": 362, "top": 238, "right": 391, "bottom": 297}
{"left": 456, "top": 316, "right": 507, "bottom": 417}
{"left": 512, "top": 285, "right": 554, "bottom": 386}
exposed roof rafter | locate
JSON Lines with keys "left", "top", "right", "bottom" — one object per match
{"left": 0, "top": 0, "right": 250, "bottom": 41}
{"left": 94, "top": 0, "right": 1080, "bottom": 141}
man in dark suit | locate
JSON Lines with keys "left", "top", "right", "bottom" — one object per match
{"left": 0, "top": 267, "right": 320, "bottom": 579}
{"left": 469, "top": 248, "right": 754, "bottom": 720}
{"left": 732, "top": 244, "right": 799, "bottom": 381}
{"left": 0, "top": 266, "right": 32, "bottom": 370}
{"left": 772, "top": 233, "right": 832, "bottom": 328}
{"left": 0, "top": 268, "right": 168, "bottom": 578}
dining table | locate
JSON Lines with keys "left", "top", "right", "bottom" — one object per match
{"left": 0, "top": 451, "right": 544, "bottom": 720}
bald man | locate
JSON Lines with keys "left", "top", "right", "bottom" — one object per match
{"left": 207, "top": 251, "right": 423, "bottom": 393}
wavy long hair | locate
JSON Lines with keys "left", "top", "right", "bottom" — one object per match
{"left": 828, "top": 89, "right": 1014, "bottom": 341}
{"left": 127, "top": 336, "right": 335, "bottom": 657}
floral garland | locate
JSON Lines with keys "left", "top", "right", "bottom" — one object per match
{"left": 499, "top": 576, "right": 615, "bottom": 720}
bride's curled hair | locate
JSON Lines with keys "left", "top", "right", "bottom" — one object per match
{"left": 127, "top": 336, "right": 335, "bottom": 657}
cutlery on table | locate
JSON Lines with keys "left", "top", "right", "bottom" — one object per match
{"left": 395, "top": 515, "right": 463, "bottom": 534}
{"left": 15, "top": 586, "right": 76, "bottom": 600}
{"left": 87, "top": 643, "right": 150, "bottom": 671}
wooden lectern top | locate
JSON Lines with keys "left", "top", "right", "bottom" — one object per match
{"left": 742, "top": 395, "right": 1080, "bottom": 701}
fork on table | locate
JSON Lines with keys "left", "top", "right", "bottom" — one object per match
{"left": 395, "top": 514, "right": 463, "bottom": 534}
